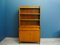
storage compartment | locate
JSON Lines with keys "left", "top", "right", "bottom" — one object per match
{"left": 19, "top": 6, "right": 40, "bottom": 43}
{"left": 20, "top": 21, "right": 40, "bottom": 25}
{"left": 20, "top": 9, "right": 40, "bottom": 14}
{"left": 19, "top": 30, "right": 40, "bottom": 42}
{"left": 20, "top": 15, "right": 40, "bottom": 19}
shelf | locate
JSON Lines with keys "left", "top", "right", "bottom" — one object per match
{"left": 20, "top": 9, "right": 40, "bottom": 13}
{"left": 20, "top": 19, "right": 40, "bottom": 21}
{"left": 20, "top": 8, "right": 40, "bottom": 10}
{"left": 20, "top": 14, "right": 40, "bottom": 16}
{"left": 20, "top": 25, "right": 40, "bottom": 28}
{"left": 20, "top": 21, "right": 40, "bottom": 25}
{"left": 19, "top": 27, "right": 40, "bottom": 31}
{"left": 20, "top": 13, "right": 40, "bottom": 15}
{"left": 19, "top": 25, "right": 40, "bottom": 27}
{"left": 20, "top": 15, "right": 40, "bottom": 19}
{"left": 19, "top": 6, "right": 40, "bottom": 43}
{"left": 19, "top": 28, "right": 40, "bottom": 31}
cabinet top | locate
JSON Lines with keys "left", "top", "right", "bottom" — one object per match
{"left": 19, "top": 6, "right": 40, "bottom": 8}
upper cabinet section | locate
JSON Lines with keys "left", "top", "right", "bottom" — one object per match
{"left": 19, "top": 6, "right": 40, "bottom": 15}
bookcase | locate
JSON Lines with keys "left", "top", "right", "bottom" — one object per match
{"left": 19, "top": 6, "right": 40, "bottom": 43}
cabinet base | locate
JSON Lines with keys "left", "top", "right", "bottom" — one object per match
{"left": 19, "top": 41, "right": 40, "bottom": 44}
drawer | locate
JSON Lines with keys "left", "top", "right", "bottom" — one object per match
{"left": 19, "top": 30, "right": 40, "bottom": 42}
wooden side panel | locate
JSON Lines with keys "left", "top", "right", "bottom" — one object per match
{"left": 19, "top": 31, "right": 40, "bottom": 42}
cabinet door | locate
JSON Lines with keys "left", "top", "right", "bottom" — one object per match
{"left": 19, "top": 30, "right": 40, "bottom": 42}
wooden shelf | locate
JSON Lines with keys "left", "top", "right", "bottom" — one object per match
{"left": 20, "top": 13, "right": 40, "bottom": 15}
{"left": 19, "top": 27, "right": 40, "bottom": 31}
{"left": 19, "top": 6, "right": 40, "bottom": 43}
{"left": 20, "top": 25, "right": 40, "bottom": 27}
{"left": 20, "top": 8, "right": 40, "bottom": 10}
{"left": 20, "top": 15, "right": 40, "bottom": 19}
{"left": 20, "top": 21, "right": 40, "bottom": 25}
{"left": 20, "top": 19, "right": 40, "bottom": 21}
{"left": 20, "top": 14, "right": 40, "bottom": 16}
{"left": 19, "top": 25, "right": 40, "bottom": 27}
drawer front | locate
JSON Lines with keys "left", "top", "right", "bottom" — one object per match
{"left": 19, "top": 30, "right": 40, "bottom": 42}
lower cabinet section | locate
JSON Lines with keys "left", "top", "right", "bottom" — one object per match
{"left": 19, "top": 30, "right": 40, "bottom": 43}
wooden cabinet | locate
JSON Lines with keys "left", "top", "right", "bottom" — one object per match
{"left": 19, "top": 31, "right": 40, "bottom": 42}
{"left": 19, "top": 6, "right": 40, "bottom": 43}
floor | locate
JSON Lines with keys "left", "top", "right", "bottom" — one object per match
{"left": 1, "top": 37, "right": 60, "bottom": 45}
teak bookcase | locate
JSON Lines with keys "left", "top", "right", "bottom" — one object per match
{"left": 19, "top": 6, "right": 40, "bottom": 43}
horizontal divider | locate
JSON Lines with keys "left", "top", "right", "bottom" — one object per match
{"left": 19, "top": 30, "right": 40, "bottom": 31}
{"left": 20, "top": 19, "right": 40, "bottom": 21}
{"left": 20, "top": 8, "right": 40, "bottom": 9}
{"left": 20, "top": 13, "right": 40, "bottom": 15}
{"left": 20, "top": 14, "right": 40, "bottom": 16}
{"left": 19, "top": 25, "right": 40, "bottom": 27}
{"left": 19, "top": 28, "right": 40, "bottom": 31}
